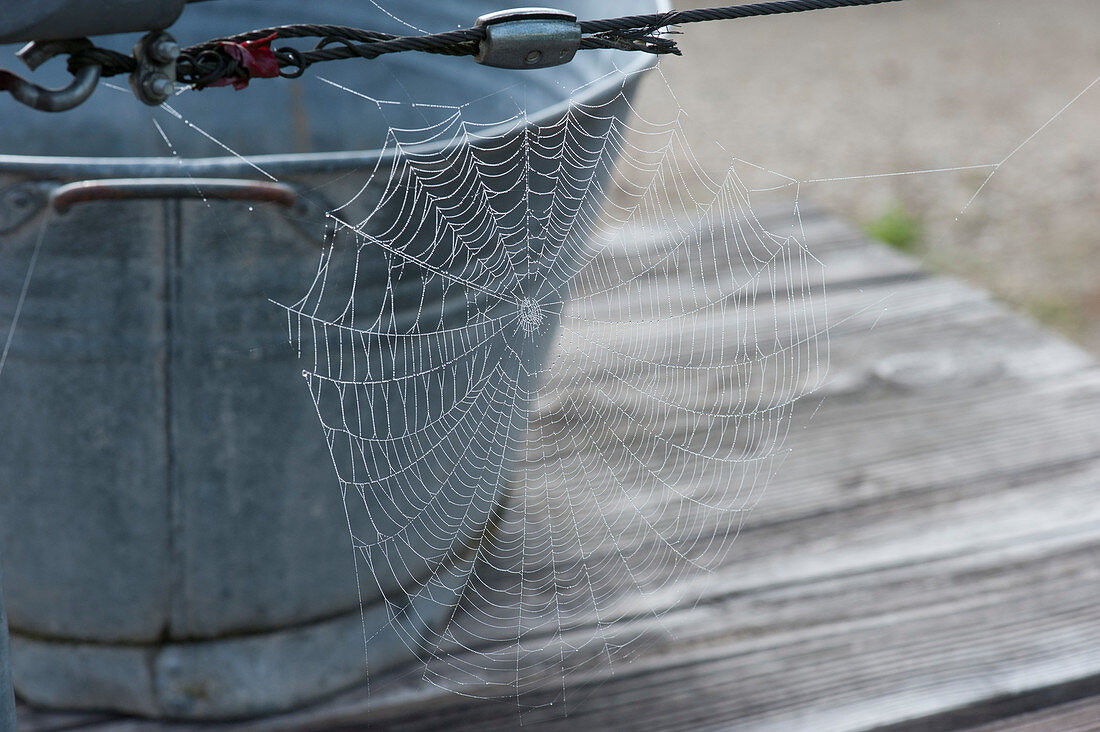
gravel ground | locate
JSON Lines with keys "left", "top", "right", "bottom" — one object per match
{"left": 632, "top": 0, "right": 1100, "bottom": 351}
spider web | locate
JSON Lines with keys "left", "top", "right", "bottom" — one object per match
{"left": 2, "top": 0, "right": 1095, "bottom": 721}
{"left": 271, "top": 48, "right": 826, "bottom": 706}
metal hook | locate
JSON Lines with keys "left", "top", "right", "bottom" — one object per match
{"left": 0, "top": 38, "right": 101, "bottom": 113}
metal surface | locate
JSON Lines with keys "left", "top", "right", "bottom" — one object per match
{"left": 0, "top": 55, "right": 651, "bottom": 178}
{"left": 0, "top": 39, "right": 100, "bottom": 113}
{"left": 130, "top": 32, "right": 179, "bottom": 107}
{"left": 0, "top": 0, "right": 666, "bottom": 719}
{"left": 0, "top": 0, "right": 186, "bottom": 45}
{"left": 0, "top": 563, "right": 13, "bottom": 732}
{"left": 0, "top": 2, "right": 663, "bottom": 160}
{"left": 475, "top": 6, "right": 579, "bottom": 25}
{"left": 50, "top": 178, "right": 297, "bottom": 213}
{"left": 475, "top": 8, "right": 581, "bottom": 69}
{"left": 0, "top": 182, "right": 50, "bottom": 235}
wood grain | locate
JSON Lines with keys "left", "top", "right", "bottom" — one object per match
{"left": 18, "top": 210, "right": 1100, "bottom": 731}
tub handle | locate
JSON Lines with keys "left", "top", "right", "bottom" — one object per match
{"left": 49, "top": 177, "right": 298, "bottom": 213}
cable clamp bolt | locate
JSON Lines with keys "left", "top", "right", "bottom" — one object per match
{"left": 130, "top": 31, "right": 178, "bottom": 106}
{"left": 474, "top": 8, "right": 581, "bottom": 69}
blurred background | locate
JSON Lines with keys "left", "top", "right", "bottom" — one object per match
{"left": 640, "top": 0, "right": 1100, "bottom": 351}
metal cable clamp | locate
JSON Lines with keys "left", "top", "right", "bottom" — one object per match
{"left": 474, "top": 8, "right": 581, "bottom": 69}
{"left": 130, "top": 31, "right": 180, "bottom": 106}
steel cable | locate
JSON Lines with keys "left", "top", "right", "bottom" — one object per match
{"left": 66, "top": 0, "right": 903, "bottom": 89}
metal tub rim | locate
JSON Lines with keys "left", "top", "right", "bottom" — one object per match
{"left": 0, "top": 35, "right": 663, "bottom": 181}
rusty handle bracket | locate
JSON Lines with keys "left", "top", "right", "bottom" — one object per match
{"left": 49, "top": 177, "right": 298, "bottom": 213}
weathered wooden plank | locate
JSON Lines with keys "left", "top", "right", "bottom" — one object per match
{"left": 355, "top": 228, "right": 1100, "bottom": 727}
{"left": 569, "top": 213, "right": 916, "bottom": 324}
{"left": 964, "top": 694, "right": 1100, "bottom": 732}
{"left": 492, "top": 274, "right": 1100, "bottom": 631}
{"left": 448, "top": 437, "right": 1100, "bottom": 649}
{"left": 336, "top": 522, "right": 1100, "bottom": 731}
{"left": 19, "top": 211, "right": 1100, "bottom": 731}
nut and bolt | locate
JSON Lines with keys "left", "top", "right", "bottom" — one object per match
{"left": 148, "top": 37, "right": 181, "bottom": 64}
{"left": 142, "top": 73, "right": 175, "bottom": 102}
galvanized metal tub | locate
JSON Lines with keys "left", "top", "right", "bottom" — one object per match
{"left": 0, "top": 0, "right": 660, "bottom": 719}
{"left": 0, "top": 565, "right": 13, "bottom": 730}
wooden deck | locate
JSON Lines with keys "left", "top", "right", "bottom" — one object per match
{"left": 17, "top": 209, "right": 1100, "bottom": 731}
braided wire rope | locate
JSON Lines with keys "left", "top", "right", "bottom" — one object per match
{"left": 67, "top": 0, "right": 902, "bottom": 88}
